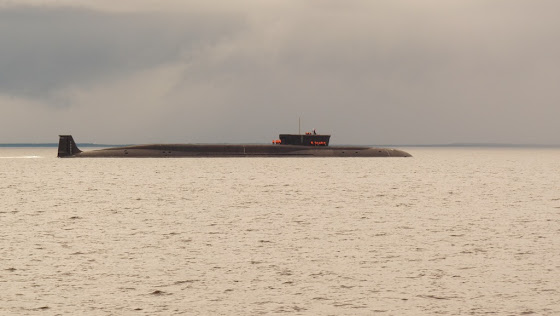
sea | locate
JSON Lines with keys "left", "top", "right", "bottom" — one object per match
{"left": 1, "top": 147, "right": 559, "bottom": 315}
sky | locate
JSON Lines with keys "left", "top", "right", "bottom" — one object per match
{"left": 1, "top": 0, "right": 559, "bottom": 145}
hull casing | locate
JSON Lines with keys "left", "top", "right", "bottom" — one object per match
{"left": 57, "top": 135, "right": 412, "bottom": 158}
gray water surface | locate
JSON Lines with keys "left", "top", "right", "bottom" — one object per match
{"left": 1, "top": 147, "right": 559, "bottom": 315}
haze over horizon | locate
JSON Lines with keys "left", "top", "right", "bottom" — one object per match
{"left": 1, "top": 1, "right": 559, "bottom": 145}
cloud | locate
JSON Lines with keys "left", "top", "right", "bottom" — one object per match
{"left": 0, "top": 5, "right": 243, "bottom": 101}
{"left": 1, "top": 1, "right": 559, "bottom": 144}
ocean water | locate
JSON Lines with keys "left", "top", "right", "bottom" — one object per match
{"left": 1, "top": 147, "right": 559, "bottom": 315}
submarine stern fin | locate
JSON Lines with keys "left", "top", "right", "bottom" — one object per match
{"left": 58, "top": 135, "right": 82, "bottom": 157}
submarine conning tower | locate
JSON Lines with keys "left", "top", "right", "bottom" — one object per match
{"left": 278, "top": 133, "right": 331, "bottom": 146}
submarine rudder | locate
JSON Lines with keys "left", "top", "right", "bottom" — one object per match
{"left": 58, "top": 135, "right": 81, "bottom": 158}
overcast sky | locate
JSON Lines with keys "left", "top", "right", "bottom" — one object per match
{"left": 1, "top": 0, "right": 559, "bottom": 144}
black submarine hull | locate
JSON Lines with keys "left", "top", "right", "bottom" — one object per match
{"left": 57, "top": 135, "right": 412, "bottom": 158}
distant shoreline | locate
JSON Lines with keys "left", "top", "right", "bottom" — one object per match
{"left": 0, "top": 143, "right": 119, "bottom": 148}
{"left": 1, "top": 143, "right": 559, "bottom": 148}
{"left": 379, "top": 143, "right": 560, "bottom": 148}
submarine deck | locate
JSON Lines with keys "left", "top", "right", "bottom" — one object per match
{"left": 68, "top": 144, "right": 412, "bottom": 158}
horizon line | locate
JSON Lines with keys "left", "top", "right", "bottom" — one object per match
{"left": 1, "top": 142, "right": 559, "bottom": 148}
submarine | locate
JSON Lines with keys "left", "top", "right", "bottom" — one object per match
{"left": 57, "top": 133, "right": 412, "bottom": 158}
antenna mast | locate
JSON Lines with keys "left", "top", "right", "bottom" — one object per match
{"left": 299, "top": 117, "right": 301, "bottom": 135}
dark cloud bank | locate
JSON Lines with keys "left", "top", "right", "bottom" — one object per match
{"left": 0, "top": 6, "right": 240, "bottom": 98}
{"left": 1, "top": 2, "right": 559, "bottom": 145}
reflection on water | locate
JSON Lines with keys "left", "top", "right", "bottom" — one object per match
{"left": 1, "top": 147, "right": 559, "bottom": 315}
